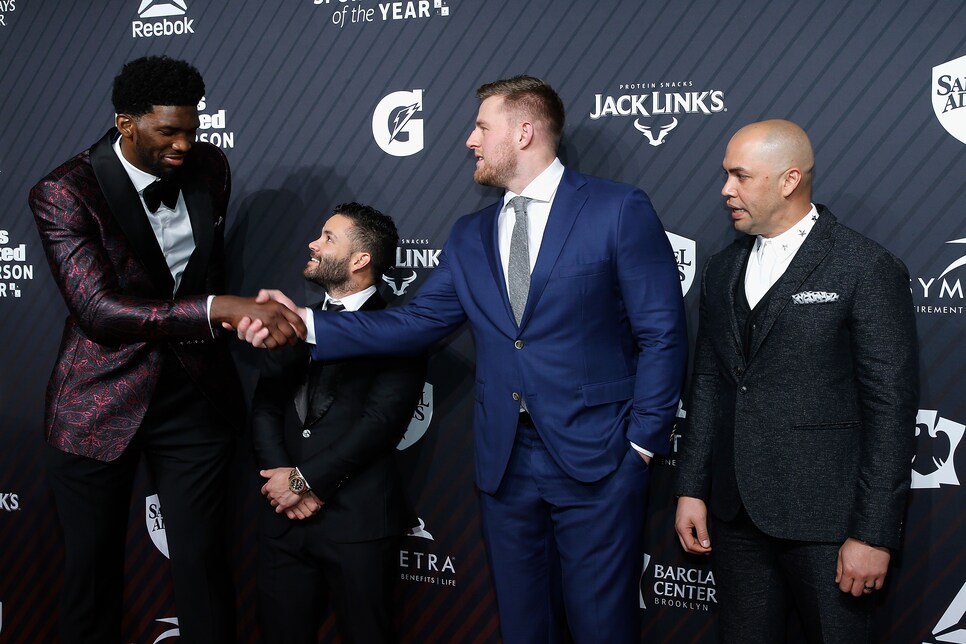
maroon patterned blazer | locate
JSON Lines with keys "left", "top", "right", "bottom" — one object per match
{"left": 29, "top": 129, "right": 245, "bottom": 461}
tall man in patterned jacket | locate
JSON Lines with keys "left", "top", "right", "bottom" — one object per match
{"left": 29, "top": 55, "right": 304, "bottom": 643}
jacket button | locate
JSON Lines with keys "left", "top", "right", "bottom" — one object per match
{"left": 514, "top": 340, "right": 524, "bottom": 349}
{"left": 512, "top": 392, "right": 520, "bottom": 401}
{"left": 302, "top": 429, "right": 311, "bottom": 438}
{"left": 740, "top": 386, "right": 748, "bottom": 393}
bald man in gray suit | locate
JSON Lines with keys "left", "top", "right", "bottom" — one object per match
{"left": 673, "top": 120, "right": 918, "bottom": 643}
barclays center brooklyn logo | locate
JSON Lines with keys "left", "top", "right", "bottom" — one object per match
{"left": 372, "top": 89, "right": 424, "bottom": 157}
{"left": 589, "top": 81, "right": 726, "bottom": 147}
{"left": 933, "top": 53, "right": 966, "bottom": 144}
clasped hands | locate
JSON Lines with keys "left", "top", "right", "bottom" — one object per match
{"left": 260, "top": 467, "right": 323, "bottom": 520}
{"left": 226, "top": 289, "right": 305, "bottom": 348}
{"left": 212, "top": 293, "right": 305, "bottom": 349}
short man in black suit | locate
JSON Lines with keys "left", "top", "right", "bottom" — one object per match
{"left": 252, "top": 202, "right": 426, "bottom": 643}
{"left": 673, "top": 120, "right": 918, "bottom": 642}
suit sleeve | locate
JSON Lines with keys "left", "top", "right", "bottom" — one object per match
{"left": 848, "top": 251, "right": 919, "bottom": 549}
{"left": 298, "top": 354, "right": 428, "bottom": 502}
{"left": 309, "top": 237, "right": 467, "bottom": 362}
{"left": 250, "top": 347, "right": 303, "bottom": 470}
{"left": 673, "top": 259, "right": 719, "bottom": 499}
{"left": 616, "top": 188, "right": 689, "bottom": 455}
{"left": 29, "top": 173, "right": 217, "bottom": 345}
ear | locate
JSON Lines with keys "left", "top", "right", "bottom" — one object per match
{"left": 781, "top": 167, "right": 802, "bottom": 198}
{"left": 518, "top": 121, "right": 534, "bottom": 149}
{"left": 350, "top": 251, "right": 372, "bottom": 274}
{"left": 116, "top": 114, "right": 136, "bottom": 140}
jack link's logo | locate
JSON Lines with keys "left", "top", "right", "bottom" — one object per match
{"left": 933, "top": 53, "right": 966, "bottom": 144}
{"left": 590, "top": 81, "right": 726, "bottom": 147}
{"left": 912, "top": 409, "right": 964, "bottom": 489}
{"left": 145, "top": 494, "right": 170, "bottom": 558}
{"left": 382, "top": 242, "right": 441, "bottom": 297}
{"left": 398, "top": 383, "right": 433, "bottom": 450}
{"left": 133, "top": 0, "right": 194, "bottom": 37}
{"left": 666, "top": 232, "right": 696, "bottom": 296}
{"left": 372, "top": 90, "right": 424, "bottom": 157}
{"left": 927, "top": 580, "right": 966, "bottom": 644}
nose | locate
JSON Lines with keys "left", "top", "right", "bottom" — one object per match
{"left": 721, "top": 177, "right": 736, "bottom": 198}
{"left": 466, "top": 130, "right": 479, "bottom": 150}
{"left": 172, "top": 132, "right": 193, "bottom": 152}
{"left": 308, "top": 238, "right": 320, "bottom": 253}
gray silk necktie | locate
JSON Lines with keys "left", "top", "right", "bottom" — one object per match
{"left": 507, "top": 196, "right": 533, "bottom": 325}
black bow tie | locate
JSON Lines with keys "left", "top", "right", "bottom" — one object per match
{"left": 142, "top": 177, "right": 181, "bottom": 213}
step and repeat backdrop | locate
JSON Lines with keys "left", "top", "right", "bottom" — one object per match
{"left": 2, "top": 0, "right": 965, "bottom": 642}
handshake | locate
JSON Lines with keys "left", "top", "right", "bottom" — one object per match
{"left": 212, "top": 290, "right": 306, "bottom": 349}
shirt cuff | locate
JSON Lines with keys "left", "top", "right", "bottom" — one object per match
{"left": 295, "top": 466, "right": 312, "bottom": 490}
{"left": 630, "top": 441, "right": 654, "bottom": 458}
{"left": 304, "top": 308, "right": 316, "bottom": 345}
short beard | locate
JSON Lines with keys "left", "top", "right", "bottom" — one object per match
{"left": 473, "top": 137, "right": 516, "bottom": 188}
{"left": 304, "top": 255, "right": 351, "bottom": 293}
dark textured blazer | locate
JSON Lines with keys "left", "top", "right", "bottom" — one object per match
{"left": 251, "top": 292, "right": 425, "bottom": 542}
{"left": 29, "top": 129, "right": 245, "bottom": 461}
{"left": 674, "top": 206, "right": 918, "bottom": 550}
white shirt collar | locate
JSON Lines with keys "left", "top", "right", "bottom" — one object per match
{"left": 755, "top": 204, "right": 819, "bottom": 257}
{"left": 502, "top": 158, "right": 565, "bottom": 210}
{"left": 326, "top": 285, "right": 376, "bottom": 312}
{"left": 112, "top": 135, "right": 161, "bottom": 193}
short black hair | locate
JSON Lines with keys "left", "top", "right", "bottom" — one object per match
{"left": 111, "top": 55, "right": 205, "bottom": 117}
{"left": 334, "top": 202, "right": 399, "bottom": 279}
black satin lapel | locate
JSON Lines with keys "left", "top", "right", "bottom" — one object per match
{"left": 178, "top": 173, "right": 214, "bottom": 295}
{"left": 728, "top": 240, "right": 754, "bottom": 356}
{"left": 90, "top": 129, "right": 174, "bottom": 296}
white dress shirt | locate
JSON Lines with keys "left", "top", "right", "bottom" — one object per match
{"left": 304, "top": 285, "right": 376, "bottom": 345}
{"left": 744, "top": 204, "right": 819, "bottom": 308}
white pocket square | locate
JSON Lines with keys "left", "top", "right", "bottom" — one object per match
{"left": 792, "top": 291, "right": 839, "bottom": 304}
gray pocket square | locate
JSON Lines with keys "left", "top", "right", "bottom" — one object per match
{"left": 792, "top": 291, "right": 839, "bottom": 304}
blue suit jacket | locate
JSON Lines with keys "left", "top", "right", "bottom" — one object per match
{"left": 311, "top": 168, "right": 687, "bottom": 493}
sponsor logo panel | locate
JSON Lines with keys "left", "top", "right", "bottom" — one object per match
{"left": 401, "top": 517, "right": 457, "bottom": 587}
{"left": 0, "top": 229, "right": 34, "bottom": 299}
{"left": 132, "top": 0, "right": 194, "bottom": 38}
{"left": 196, "top": 96, "right": 235, "bottom": 150}
{"left": 933, "top": 53, "right": 966, "bottom": 145}
{"left": 927, "top": 579, "right": 966, "bottom": 644}
{"left": 913, "top": 238, "right": 966, "bottom": 316}
{"left": 398, "top": 382, "right": 433, "bottom": 450}
{"left": 912, "top": 409, "right": 963, "bottom": 489}
{"left": 373, "top": 90, "right": 424, "bottom": 157}
{"left": 313, "top": 0, "right": 451, "bottom": 29}
{"left": 589, "top": 81, "right": 727, "bottom": 147}
{"left": 666, "top": 232, "right": 696, "bottom": 296}
{"left": 0, "top": 0, "right": 16, "bottom": 28}
{"left": 640, "top": 552, "right": 717, "bottom": 611}
{"left": 382, "top": 239, "right": 440, "bottom": 297}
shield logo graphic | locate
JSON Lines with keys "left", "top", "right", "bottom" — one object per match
{"left": 666, "top": 232, "right": 696, "bottom": 296}
{"left": 397, "top": 383, "right": 433, "bottom": 450}
{"left": 933, "top": 53, "right": 966, "bottom": 144}
{"left": 145, "top": 494, "right": 170, "bottom": 559}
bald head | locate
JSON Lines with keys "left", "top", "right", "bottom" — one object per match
{"left": 732, "top": 120, "right": 814, "bottom": 192}
{"left": 721, "top": 120, "right": 816, "bottom": 237}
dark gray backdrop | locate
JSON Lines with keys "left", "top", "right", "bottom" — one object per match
{"left": 2, "top": 0, "right": 965, "bottom": 641}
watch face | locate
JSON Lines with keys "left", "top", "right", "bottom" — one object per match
{"left": 289, "top": 476, "right": 306, "bottom": 494}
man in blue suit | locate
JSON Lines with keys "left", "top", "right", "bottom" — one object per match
{"left": 240, "top": 75, "right": 687, "bottom": 643}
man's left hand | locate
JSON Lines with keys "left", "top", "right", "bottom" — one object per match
{"left": 260, "top": 467, "right": 303, "bottom": 513}
{"left": 835, "top": 537, "right": 891, "bottom": 597}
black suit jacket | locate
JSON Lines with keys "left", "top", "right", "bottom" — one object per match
{"left": 674, "top": 206, "right": 918, "bottom": 549}
{"left": 251, "top": 292, "right": 425, "bottom": 542}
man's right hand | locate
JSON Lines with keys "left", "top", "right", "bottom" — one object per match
{"left": 675, "top": 496, "right": 712, "bottom": 555}
{"left": 210, "top": 295, "right": 306, "bottom": 349}
{"left": 237, "top": 290, "right": 310, "bottom": 348}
